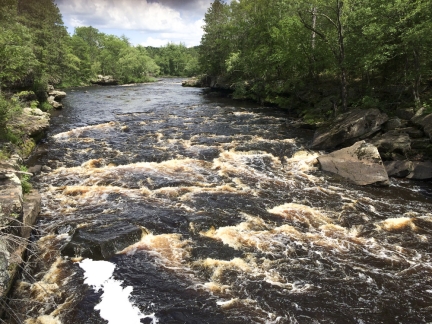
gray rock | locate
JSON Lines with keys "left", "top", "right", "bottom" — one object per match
{"left": 411, "top": 113, "right": 432, "bottom": 140}
{"left": 406, "top": 161, "right": 432, "bottom": 180}
{"left": 397, "top": 127, "right": 424, "bottom": 139}
{"left": 311, "top": 109, "right": 388, "bottom": 150}
{"left": 384, "top": 160, "right": 413, "bottom": 178}
{"left": 61, "top": 223, "right": 142, "bottom": 260}
{"left": 317, "top": 141, "right": 389, "bottom": 186}
{"left": 395, "top": 108, "right": 415, "bottom": 120}
{"left": 411, "top": 138, "right": 431, "bottom": 150}
{"left": 21, "top": 190, "right": 41, "bottom": 239}
{"left": 28, "top": 165, "right": 42, "bottom": 175}
{"left": 370, "top": 131, "right": 411, "bottom": 155}
{"left": 383, "top": 117, "right": 402, "bottom": 131}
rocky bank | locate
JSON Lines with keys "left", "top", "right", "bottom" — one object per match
{"left": 0, "top": 89, "right": 61, "bottom": 316}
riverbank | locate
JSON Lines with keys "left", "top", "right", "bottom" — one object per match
{"left": 0, "top": 88, "right": 62, "bottom": 317}
{"left": 184, "top": 76, "right": 432, "bottom": 183}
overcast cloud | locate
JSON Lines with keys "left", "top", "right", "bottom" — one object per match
{"left": 55, "top": 0, "right": 213, "bottom": 47}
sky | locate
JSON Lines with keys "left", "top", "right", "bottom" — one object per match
{"left": 54, "top": 0, "right": 216, "bottom": 47}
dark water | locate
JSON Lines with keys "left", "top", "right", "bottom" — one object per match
{"left": 9, "top": 79, "right": 432, "bottom": 323}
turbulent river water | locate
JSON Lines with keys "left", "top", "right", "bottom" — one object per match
{"left": 9, "top": 79, "right": 432, "bottom": 323}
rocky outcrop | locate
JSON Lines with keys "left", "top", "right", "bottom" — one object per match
{"left": 317, "top": 141, "right": 390, "bottom": 186}
{"left": 311, "top": 108, "right": 388, "bottom": 150}
{"left": 370, "top": 131, "right": 411, "bottom": 156}
{"left": 0, "top": 157, "right": 41, "bottom": 304}
{"left": 9, "top": 108, "right": 50, "bottom": 139}
{"left": 411, "top": 112, "right": 432, "bottom": 140}
{"left": 91, "top": 75, "right": 119, "bottom": 86}
{"left": 47, "top": 85, "right": 66, "bottom": 109}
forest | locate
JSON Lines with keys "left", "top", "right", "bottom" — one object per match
{"left": 0, "top": 0, "right": 199, "bottom": 155}
{"left": 1, "top": 0, "right": 432, "bottom": 152}
{"left": 199, "top": 0, "right": 432, "bottom": 120}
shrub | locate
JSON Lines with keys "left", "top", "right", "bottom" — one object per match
{"left": 19, "top": 165, "right": 32, "bottom": 194}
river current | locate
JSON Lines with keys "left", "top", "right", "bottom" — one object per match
{"left": 9, "top": 79, "right": 432, "bottom": 323}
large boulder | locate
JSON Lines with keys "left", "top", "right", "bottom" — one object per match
{"left": 317, "top": 141, "right": 390, "bottom": 186}
{"left": 411, "top": 113, "right": 432, "bottom": 140}
{"left": 10, "top": 108, "right": 50, "bottom": 138}
{"left": 311, "top": 108, "right": 388, "bottom": 150}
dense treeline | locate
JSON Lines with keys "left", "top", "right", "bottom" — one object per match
{"left": 146, "top": 44, "right": 200, "bottom": 77}
{"left": 0, "top": 0, "right": 199, "bottom": 159}
{"left": 199, "top": 0, "right": 432, "bottom": 117}
{"left": 0, "top": 0, "right": 200, "bottom": 92}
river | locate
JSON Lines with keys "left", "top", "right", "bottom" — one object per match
{"left": 9, "top": 79, "right": 432, "bottom": 323}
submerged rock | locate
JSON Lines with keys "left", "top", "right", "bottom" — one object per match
{"left": 61, "top": 223, "right": 143, "bottom": 260}
{"left": 317, "top": 141, "right": 389, "bottom": 186}
{"left": 311, "top": 108, "right": 388, "bottom": 150}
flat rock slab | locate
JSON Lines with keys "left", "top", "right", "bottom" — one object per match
{"left": 311, "top": 108, "right": 388, "bottom": 150}
{"left": 318, "top": 141, "right": 390, "bottom": 186}
{"left": 62, "top": 222, "right": 143, "bottom": 260}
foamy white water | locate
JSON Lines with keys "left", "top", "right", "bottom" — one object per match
{"left": 79, "top": 259, "right": 158, "bottom": 324}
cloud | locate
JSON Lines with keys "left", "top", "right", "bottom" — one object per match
{"left": 55, "top": 0, "right": 210, "bottom": 46}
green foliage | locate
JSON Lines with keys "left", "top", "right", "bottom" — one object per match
{"left": 39, "top": 101, "right": 52, "bottom": 112}
{"left": 199, "top": 0, "right": 432, "bottom": 111}
{"left": 0, "top": 95, "right": 20, "bottom": 131}
{"left": 146, "top": 43, "right": 200, "bottom": 77}
{"left": 19, "top": 165, "right": 32, "bottom": 194}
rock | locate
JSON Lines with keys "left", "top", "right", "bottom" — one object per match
{"left": 311, "top": 109, "right": 388, "bottom": 150}
{"left": 21, "top": 190, "right": 41, "bottom": 239}
{"left": 10, "top": 108, "right": 50, "bottom": 138}
{"left": 90, "top": 75, "right": 119, "bottom": 86}
{"left": 317, "top": 141, "right": 390, "bottom": 186}
{"left": 397, "top": 127, "right": 424, "bottom": 139}
{"left": 28, "top": 165, "right": 42, "bottom": 175}
{"left": 48, "top": 96, "right": 63, "bottom": 109}
{"left": 61, "top": 223, "right": 143, "bottom": 260}
{"left": 384, "top": 160, "right": 413, "bottom": 178}
{"left": 182, "top": 78, "right": 203, "bottom": 87}
{"left": 0, "top": 173, "right": 23, "bottom": 228}
{"left": 48, "top": 90, "right": 66, "bottom": 101}
{"left": 370, "top": 131, "right": 411, "bottom": 155}
{"left": 383, "top": 117, "right": 402, "bottom": 131}
{"left": 406, "top": 161, "right": 432, "bottom": 180}
{"left": 411, "top": 138, "right": 431, "bottom": 150}
{"left": 395, "top": 108, "right": 416, "bottom": 120}
{"left": 411, "top": 113, "right": 432, "bottom": 140}
{"left": 41, "top": 166, "right": 52, "bottom": 172}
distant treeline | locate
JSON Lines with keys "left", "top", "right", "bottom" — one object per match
{"left": 199, "top": 0, "right": 432, "bottom": 114}
{"left": 0, "top": 0, "right": 200, "bottom": 94}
